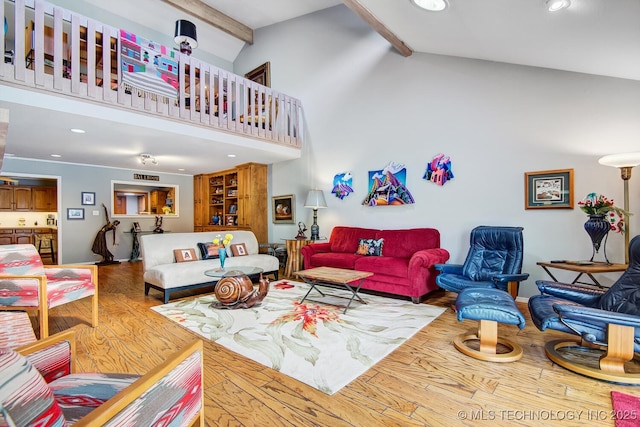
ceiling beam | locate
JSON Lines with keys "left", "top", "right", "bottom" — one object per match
{"left": 342, "top": 0, "right": 412, "bottom": 57}
{"left": 161, "top": 0, "right": 253, "bottom": 45}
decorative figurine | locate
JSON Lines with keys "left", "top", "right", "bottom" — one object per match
{"left": 211, "top": 273, "right": 270, "bottom": 309}
{"left": 296, "top": 222, "right": 308, "bottom": 240}
{"left": 226, "top": 215, "right": 235, "bottom": 226}
{"left": 153, "top": 216, "right": 164, "bottom": 233}
{"left": 212, "top": 213, "right": 220, "bottom": 225}
{"left": 91, "top": 203, "right": 120, "bottom": 265}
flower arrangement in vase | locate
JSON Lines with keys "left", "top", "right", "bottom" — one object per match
{"left": 578, "top": 193, "right": 632, "bottom": 263}
{"left": 213, "top": 233, "right": 233, "bottom": 269}
{"left": 578, "top": 193, "right": 630, "bottom": 233}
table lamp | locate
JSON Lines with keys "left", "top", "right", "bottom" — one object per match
{"left": 598, "top": 152, "right": 640, "bottom": 264}
{"left": 304, "top": 189, "right": 327, "bottom": 240}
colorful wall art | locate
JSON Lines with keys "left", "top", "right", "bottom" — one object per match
{"left": 423, "top": 153, "right": 454, "bottom": 186}
{"left": 331, "top": 172, "right": 354, "bottom": 199}
{"left": 362, "top": 162, "right": 415, "bottom": 206}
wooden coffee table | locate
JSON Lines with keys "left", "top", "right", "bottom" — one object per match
{"left": 295, "top": 267, "right": 373, "bottom": 313}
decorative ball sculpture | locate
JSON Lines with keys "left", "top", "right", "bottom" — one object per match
{"left": 211, "top": 273, "right": 269, "bottom": 309}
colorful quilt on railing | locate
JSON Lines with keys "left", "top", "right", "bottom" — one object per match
{"left": 119, "top": 30, "right": 179, "bottom": 99}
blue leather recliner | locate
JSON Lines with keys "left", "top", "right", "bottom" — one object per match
{"left": 435, "top": 226, "right": 529, "bottom": 298}
{"left": 528, "top": 234, "right": 640, "bottom": 383}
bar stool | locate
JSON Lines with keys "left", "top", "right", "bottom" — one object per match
{"left": 35, "top": 233, "right": 56, "bottom": 263}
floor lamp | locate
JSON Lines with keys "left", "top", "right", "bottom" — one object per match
{"left": 304, "top": 189, "right": 327, "bottom": 241}
{"left": 598, "top": 152, "right": 640, "bottom": 264}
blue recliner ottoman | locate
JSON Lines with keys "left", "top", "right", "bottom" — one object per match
{"left": 454, "top": 288, "right": 526, "bottom": 362}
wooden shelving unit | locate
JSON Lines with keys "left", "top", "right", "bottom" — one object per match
{"left": 194, "top": 163, "right": 267, "bottom": 244}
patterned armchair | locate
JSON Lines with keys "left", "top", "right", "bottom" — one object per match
{"left": 0, "top": 330, "right": 204, "bottom": 426}
{"left": 0, "top": 244, "right": 98, "bottom": 338}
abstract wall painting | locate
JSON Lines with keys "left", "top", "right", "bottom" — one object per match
{"left": 362, "top": 162, "right": 415, "bottom": 206}
{"left": 331, "top": 172, "right": 354, "bottom": 199}
{"left": 423, "top": 153, "right": 454, "bottom": 186}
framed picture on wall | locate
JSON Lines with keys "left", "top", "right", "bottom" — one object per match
{"left": 81, "top": 192, "right": 95, "bottom": 205}
{"left": 272, "top": 194, "right": 294, "bottom": 224}
{"left": 244, "top": 61, "right": 271, "bottom": 87}
{"left": 67, "top": 208, "right": 85, "bottom": 220}
{"left": 524, "top": 169, "right": 574, "bottom": 209}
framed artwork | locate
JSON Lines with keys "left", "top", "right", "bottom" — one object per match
{"left": 81, "top": 192, "right": 95, "bottom": 205}
{"left": 244, "top": 61, "right": 271, "bottom": 87}
{"left": 230, "top": 243, "right": 248, "bottom": 257}
{"left": 132, "top": 222, "right": 142, "bottom": 232}
{"left": 67, "top": 208, "right": 85, "bottom": 220}
{"left": 272, "top": 194, "right": 294, "bottom": 224}
{"left": 362, "top": 162, "right": 415, "bottom": 206}
{"left": 174, "top": 248, "right": 197, "bottom": 262}
{"left": 524, "top": 169, "right": 574, "bottom": 209}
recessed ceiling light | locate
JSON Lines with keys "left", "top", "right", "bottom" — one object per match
{"left": 50, "top": 154, "right": 62, "bottom": 158}
{"left": 546, "top": 0, "right": 571, "bottom": 12}
{"left": 178, "top": 168, "right": 185, "bottom": 171}
{"left": 70, "top": 128, "right": 85, "bottom": 134}
{"left": 411, "top": 0, "right": 448, "bottom": 12}
{"left": 227, "top": 154, "right": 236, "bottom": 158}
{"left": 4, "top": 153, "right": 14, "bottom": 157}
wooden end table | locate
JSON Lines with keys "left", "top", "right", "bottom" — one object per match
{"left": 295, "top": 267, "right": 373, "bottom": 313}
{"left": 282, "top": 238, "right": 313, "bottom": 278}
{"left": 536, "top": 261, "right": 627, "bottom": 288}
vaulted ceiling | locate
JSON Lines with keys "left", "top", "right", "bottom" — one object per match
{"left": 1, "top": 0, "right": 638, "bottom": 176}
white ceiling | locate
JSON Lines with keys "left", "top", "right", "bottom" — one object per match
{"left": 2, "top": 0, "right": 639, "bottom": 176}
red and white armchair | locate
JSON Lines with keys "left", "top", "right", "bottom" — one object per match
{"left": 0, "top": 330, "right": 204, "bottom": 426}
{"left": 0, "top": 244, "right": 98, "bottom": 338}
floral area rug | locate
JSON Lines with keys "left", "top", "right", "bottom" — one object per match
{"left": 151, "top": 280, "right": 445, "bottom": 395}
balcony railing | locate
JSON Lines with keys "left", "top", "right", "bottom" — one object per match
{"left": 1, "top": 0, "right": 303, "bottom": 149}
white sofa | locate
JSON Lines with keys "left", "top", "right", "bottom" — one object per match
{"left": 140, "top": 230, "right": 279, "bottom": 303}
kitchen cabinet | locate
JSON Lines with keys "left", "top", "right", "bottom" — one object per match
{"left": 0, "top": 188, "right": 13, "bottom": 211}
{"left": 14, "top": 228, "right": 34, "bottom": 244}
{"left": 0, "top": 229, "right": 13, "bottom": 245}
{"left": 13, "top": 188, "right": 32, "bottom": 211}
{"left": 150, "top": 190, "right": 168, "bottom": 214}
{"left": 32, "top": 187, "right": 57, "bottom": 211}
{"left": 0, "top": 186, "right": 31, "bottom": 211}
{"left": 0, "top": 186, "right": 57, "bottom": 212}
{"left": 0, "top": 228, "right": 57, "bottom": 247}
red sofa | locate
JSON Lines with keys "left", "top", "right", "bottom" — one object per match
{"left": 300, "top": 226, "right": 450, "bottom": 303}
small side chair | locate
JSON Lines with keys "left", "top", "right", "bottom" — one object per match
{"left": 0, "top": 244, "right": 98, "bottom": 338}
{"left": 435, "top": 226, "right": 529, "bottom": 298}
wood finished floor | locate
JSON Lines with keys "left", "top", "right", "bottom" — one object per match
{"left": 34, "top": 262, "right": 639, "bottom": 426}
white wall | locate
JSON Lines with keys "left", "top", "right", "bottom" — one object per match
{"left": 236, "top": 6, "right": 640, "bottom": 297}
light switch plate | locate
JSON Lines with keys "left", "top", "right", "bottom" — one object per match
{"left": 93, "top": 210, "right": 100, "bottom": 216}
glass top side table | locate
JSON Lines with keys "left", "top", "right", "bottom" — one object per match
{"left": 204, "top": 266, "right": 264, "bottom": 279}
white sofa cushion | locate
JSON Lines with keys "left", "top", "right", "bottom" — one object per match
{"left": 140, "top": 231, "right": 278, "bottom": 290}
